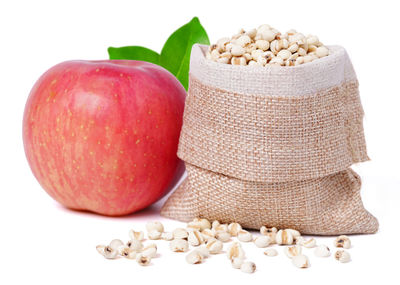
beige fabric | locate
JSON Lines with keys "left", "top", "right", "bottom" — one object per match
{"left": 161, "top": 44, "right": 378, "bottom": 235}
{"left": 177, "top": 77, "right": 368, "bottom": 182}
{"left": 161, "top": 164, "right": 379, "bottom": 235}
{"left": 189, "top": 45, "right": 357, "bottom": 97}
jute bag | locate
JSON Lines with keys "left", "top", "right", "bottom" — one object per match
{"left": 161, "top": 44, "right": 379, "bottom": 235}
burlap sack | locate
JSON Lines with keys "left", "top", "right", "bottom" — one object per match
{"left": 161, "top": 44, "right": 379, "bottom": 235}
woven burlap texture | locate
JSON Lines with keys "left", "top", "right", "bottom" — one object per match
{"left": 162, "top": 164, "right": 378, "bottom": 235}
{"left": 177, "top": 77, "right": 368, "bottom": 182}
{"left": 161, "top": 44, "right": 378, "bottom": 234}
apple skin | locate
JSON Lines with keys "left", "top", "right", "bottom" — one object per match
{"left": 23, "top": 60, "right": 186, "bottom": 216}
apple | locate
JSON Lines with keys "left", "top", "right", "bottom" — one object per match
{"left": 23, "top": 60, "right": 186, "bottom": 216}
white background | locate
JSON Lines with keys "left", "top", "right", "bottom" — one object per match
{"left": 1, "top": 0, "right": 399, "bottom": 284}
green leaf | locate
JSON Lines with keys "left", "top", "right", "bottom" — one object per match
{"left": 107, "top": 17, "right": 209, "bottom": 91}
{"left": 160, "top": 17, "right": 210, "bottom": 90}
{"left": 108, "top": 46, "right": 160, "bottom": 65}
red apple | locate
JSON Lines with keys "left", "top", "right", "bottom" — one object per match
{"left": 23, "top": 60, "right": 186, "bottom": 216}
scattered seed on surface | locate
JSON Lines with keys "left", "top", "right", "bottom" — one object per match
{"left": 335, "top": 250, "right": 351, "bottom": 263}
{"left": 201, "top": 229, "right": 215, "bottom": 241}
{"left": 302, "top": 238, "right": 317, "bottom": 248}
{"left": 186, "top": 250, "right": 204, "bottom": 264}
{"left": 240, "top": 261, "right": 256, "bottom": 273}
{"left": 264, "top": 248, "right": 278, "bottom": 257}
{"left": 197, "top": 218, "right": 212, "bottom": 231}
{"left": 227, "top": 242, "right": 245, "bottom": 260}
{"left": 127, "top": 239, "right": 143, "bottom": 252}
{"left": 136, "top": 253, "right": 151, "bottom": 266}
{"left": 188, "top": 230, "right": 204, "bottom": 246}
{"left": 276, "top": 229, "right": 294, "bottom": 245}
{"left": 170, "top": 239, "right": 189, "bottom": 252}
{"left": 214, "top": 224, "right": 229, "bottom": 233}
{"left": 147, "top": 230, "right": 162, "bottom": 240}
{"left": 142, "top": 247, "right": 157, "bottom": 258}
{"left": 194, "top": 246, "right": 210, "bottom": 258}
{"left": 129, "top": 230, "right": 145, "bottom": 241}
{"left": 284, "top": 245, "right": 302, "bottom": 258}
{"left": 237, "top": 230, "right": 253, "bottom": 242}
{"left": 292, "top": 255, "right": 310, "bottom": 268}
{"left": 254, "top": 236, "right": 272, "bottom": 248}
{"left": 95, "top": 221, "right": 358, "bottom": 271}
{"left": 161, "top": 232, "right": 174, "bottom": 241}
{"left": 211, "top": 220, "right": 220, "bottom": 230}
{"left": 119, "top": 247, "right": 136, "bottom": 259}
{"left": 228, "top": 222, "right": 242, "bottom": 236}
{"left": 206, "top": 238, "right": 223, "bottom": 254}
{"left": 146, "top": 221, "right": 164, "bottom": 233}
{"left": 109, "top": 239, "right": 124, "bottom": 251}
{"left": 216, "top": 231, "right": 231, "bottom": 242}
{"left": 96, "top": 245, "right": 118, "bottom": 259}
{"left": 231, "top": 257, "right": 245, "bottom": 269}
{"left": 314, "top": 244, "right": 331, "bottom": 257}
{"left": 173, "top": 228, "right": 189, "bottom": 239}
{"left": 334, "top": 235, "right": 351, "bottom": 249}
